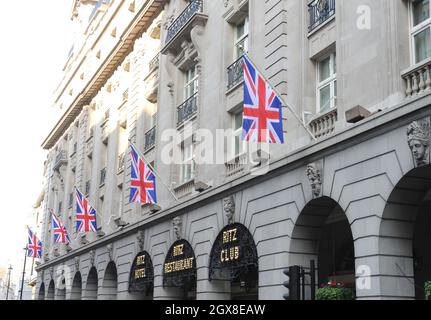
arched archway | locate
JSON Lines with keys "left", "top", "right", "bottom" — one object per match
{"left": 38, "top": 283, "right": 45, "bottom": 300}
{"left": 208, "top": 223, "right": 259, "bottom": 300}
{"left": 100, "top": 262, "right": 118, "bottom": 300}
{"left": 47, "top": 280, "right": 55, "bottom": 300}
{"left": 129, "top": 251, "right": 154, "bottom": 300}
{"left": 163, "top": 240, "right": 197, "bottom": 300}
{"left": 84, "top": 267, "right": 98, "bottom": 300}
{"left": 380, "top": 164, "right": 431, "bottom": 299}
{"left": 288, "top": 197, "right": 355, "bottom": 298}
{"left": 71, "top": 272, "right": 82, "bottom": 300}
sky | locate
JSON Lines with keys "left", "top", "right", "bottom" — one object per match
{"left": 0, "top": 1, "right": 73, "bottom": 287}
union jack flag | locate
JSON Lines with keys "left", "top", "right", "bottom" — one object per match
{"left": 75, "top": 189, "right": 98, "bottom": 232}
{"left": 242, "top": 55, "right": 285, "bottom": 144}
{"left": 27, "top": 228, "right": 43, "bottom": 258}
{"left": 130, "top": 144, "right": 157, "bottom": 204}
{"left": 51, "top": 210, "right": 70, "bottom": 244}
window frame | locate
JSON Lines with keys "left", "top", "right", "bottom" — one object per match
{"left": 234, "top": 16, "right": 249, "bottom": 60}
{"left": 180, "top": 142, "right": 195, "bottom": 184}
{"left": 409, "top": 0, "right": 431, "bottom": 65}
{"left": 316, "top": 52, "right": 337, "bottom": 114}
{"left": 184, "top": 66, "right": 199, "bottom": 100}
{"left": 232, "top": 111, "right": 245, "bottom": 158}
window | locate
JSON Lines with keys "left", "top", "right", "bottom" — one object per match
{"left": 410, "top": 0, "right": 431, "bottom": 64}
{"left": 180, "top": 143, "right": 195, "bottom": 184}
{"left": 151, "top": 105, "right": 158, "bottom": 128}
{"left": 184, "top": 66, "right": 199, "bottom": 100}
{"left": 233, "top": 111, "right": 245, "bottom": 157}
{"left": 234, "top": 17, "right": 249, "bottom": 59}
{"left": 317, "top": 53, "right": 337, "bottom": 113}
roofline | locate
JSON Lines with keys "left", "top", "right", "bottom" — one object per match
{"left": 42, "top": 0, "right": 165, "bottom": 150}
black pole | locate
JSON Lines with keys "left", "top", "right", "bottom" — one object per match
{"left": 300, "top": 267, "right": 305, "bottom": 301}
{"left": 310, "top": 260, "right": 316, "bottom": 300}
{"left": 6, "top": 265, "right": 12, "bottom": 300}
{"left": 19, "top": 246, "right": 28, "bottom": 300}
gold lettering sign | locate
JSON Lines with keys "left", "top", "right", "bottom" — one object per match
{"left": 173, "top": 244, "right": 184, "bottom": 257}
{"left": 164, "top": 258, "right": 195, "bottom": 274}
{"left": 136, "top": 255, "right": 146, "bottom": 266}
{"left": 134, "top": 268, "right": 146, "bottom": 279}
{"left": 222, "top": 228, "right": 238, "bottom": 244}
{"left": 220, "top": 246, "right": 240, "bottom": 263}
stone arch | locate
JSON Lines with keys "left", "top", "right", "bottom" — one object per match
{"left": 100, "top": 262, "right": 118, "bottom": 300}
{"left": 38, "top": 282, "right": 45, "bottom": 300}
{"left": 84, "top": 267, "right": 98, "bottom": 300}
{"left": 47, "top": 280, "right": 55, "bottom": 300}
{"left": 208, "top": 223, "right": 259, "bottom": 300}
{"left": 71, "top": 272, "right": 82, "bottom": 300}
{"left": 379, "top": 164, "right": 431, "bottom": 300}
{"left": 288, "top": 196, "right": 355, "bottom": 298}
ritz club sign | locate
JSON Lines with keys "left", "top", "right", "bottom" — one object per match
{"left": 209, "top": 223, "right": 258, "bottom": 281}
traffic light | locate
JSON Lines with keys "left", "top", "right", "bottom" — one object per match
{"left": 283, "top": 265, "right": 301, "bottom": 300}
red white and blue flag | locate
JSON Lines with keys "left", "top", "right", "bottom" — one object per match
{"left": 130, "top": 144, "right": 157, "bottom": 205}
{"left": 51, "top": 210, "right": 70, "bottom": 244}
{"left": 242, "top": 55, "right": 285, "bottom": 144}
{"left": 75, "top": 189, "right": 98, "bottom": 232}
{"left": 27, "top": 228, "right": 43, "bottom": 258}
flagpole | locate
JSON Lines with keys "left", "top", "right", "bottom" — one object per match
{"left": 129, "top": 140, "right": 179, "bottom": 202}
{"left": 243, "top": 53, "right": 317, "bottom": 142}
{"left": 19, "top": 245, "right": 28, "bottom": 300}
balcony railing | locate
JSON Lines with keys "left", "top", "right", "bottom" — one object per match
{"left": 177, "top": 93, "right": 198, "bottom": 126}
{"left": 308, "top": 0, "right": 335, "bottom": 33}
{"left": 145, "top": 126, "right": 157, "bottom": 151}
{"left": 100, "top": 168, "right": 107, "bottom": 186}
{"left": 53, "top": 151, "right": 67, "bottom": 171}
{"left": 403, "top": 58, "right": 431, "bottom": 98}
{"left": 165, "top": 0, "right": 204, "bottom": 44}
{"left": 309, "top": 108, "right": 338, "bottom": 140}
{"left": 227, "top": 56, "right": 244, "bottom": 91}
{"left": 225, "top": 153, "right": 248, "bottom": 178}
{"left": 149, "top": 53, "right": 160, "bottom": 73}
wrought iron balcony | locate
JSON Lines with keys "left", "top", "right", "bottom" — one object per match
{"left": 145, "top": 126, "right": 157, "bottom": 151}
{"left": 177, "top": 93, "right": 198, "bottom": 127}
{"left": 308, "top": 0, "right": 335, "bottom": 33}
{"left": 53, "top": 151, "right": 67, "bottom": 171}
{"left": 162, "top": 0, "right": 207, "bottom": 55}
{"left": 227, "top": 56, "right": 244, "bottom": 91}
{"left": 149, "top": 53, "right": 160, "bottom": 73}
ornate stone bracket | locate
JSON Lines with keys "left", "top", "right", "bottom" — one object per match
{"left": 74, "top": 257, "right": 80, "bottom": 272}
{"left": 407, "top": 117, "right": 431, "bottom": 168}
{"left": 137, "top": 230, "right": 145, "bottom": 252}
{"left": 306, "top": 160, "right": 323, "bottom": 199}
{"left": 173, "top": 216, "right": 183, "bottom": 240}
{"left": 223, "top": 195, "right": 236, "bottom": 225}
{"left": 89, "top": 250, "right": 95, "bottom": 266}
{"left": 107, "top": 244, "right": 113, "bottom": 261}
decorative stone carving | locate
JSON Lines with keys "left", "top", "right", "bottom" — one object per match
{"left": 407, "top": 118, "right": 431, "bottom": 168}
{"left": 173, "top": 216, "right": 182, "bottom": 240}
{"left": 107, "top": 244, "right": 113, "bottom": 261}
{"left": 137, "top": 230, "right": 145, "bottom": 251}
{"left": 223, "top": 196, "right": 235, "bottom": 225}
{"left": 49, "top": 266, "right": 54, "bottom": 279}
{"left": 89, "top": 250, "right": 95, "bottom": 266}
{"left": 74, "top": 257, "right": 80, "bottom": 271}
{"left": 306, "top": 162, "right": 323, "bottom": 199}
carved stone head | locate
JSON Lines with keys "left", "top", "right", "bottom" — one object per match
{"left": 407, "top": 119, "right": 430, "bottom": 168}
{"left": 306, "top": 162, "right": 323, "bottom": 199}
{"left": 137, "top": 230, "right": 145, "bottom": 252}
{"left": 89, "top": 250, "right": 95, "bottom": 266}
{"left": 107, "top": 244, "right": 113, "bottom": 261}
{"left": 223, "top": 196, "right": 235, "bottom": 225}
{"left": 172, "top": 217, "right": 182, "bottom": 240}
{"left": 74, "top": 257, "right": 80, "bottom": 272}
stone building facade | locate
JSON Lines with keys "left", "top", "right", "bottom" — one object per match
{"left": 35, "top": 0, "right": 431, "bottom": 300}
